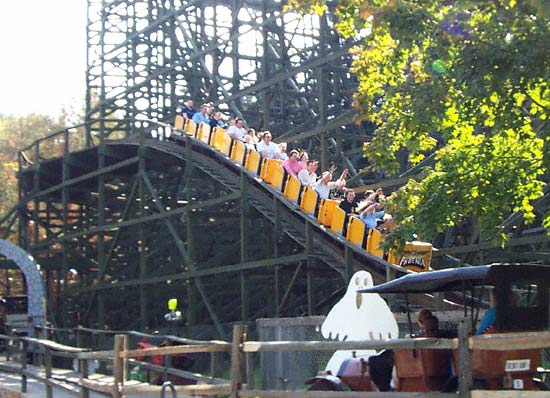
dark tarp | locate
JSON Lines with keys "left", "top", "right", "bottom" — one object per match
{"left": 359, "top": 264, "right": 550, "bottom": 294}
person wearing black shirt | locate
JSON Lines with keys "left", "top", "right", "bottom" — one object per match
{"left": 181, "top": 99, "right": 196, "bottom": 119}
{"left": 339, "top": 189, "right": 358, "bottom": 214}
{"left": 339, "top": 189, "right": 359, "bottom": 236}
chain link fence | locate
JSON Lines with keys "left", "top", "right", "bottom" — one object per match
{"left": 256, "top": 312, "right": 473, "bottom": 390}
{"left": 257, "top": 316, "right": 330, "bottom": 390}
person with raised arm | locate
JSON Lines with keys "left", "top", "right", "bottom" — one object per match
{"left": 314, "top": 166, "right": 348, "bottom": 200}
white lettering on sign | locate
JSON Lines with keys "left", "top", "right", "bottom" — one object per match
{"left": 505, "top": 359, "right": 531, "bottom": 372}
{"left": 399, "top": 256, "right": 426, "bottom": 269}
{"left": 513, "top": 379, "right": 524, "bottom": 390}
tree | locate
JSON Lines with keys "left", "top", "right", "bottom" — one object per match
{"left": 288, "top": 0, "right": 550, "bottom": 247}
{"left": 0, "top": 114, "right": 74, "bottom": 217}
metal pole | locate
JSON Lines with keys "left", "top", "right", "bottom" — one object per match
{"left": 161, "top": 381, "right": 177, "bottom": 398}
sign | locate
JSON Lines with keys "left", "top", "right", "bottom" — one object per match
{"left": 512, "top": 379, "right": 524, "bottom": 390}
{"left": 399, "top": 255, "right": 427, "bottom": 269}
{"left": 504, "top": 359, "right": 531, "bottom": 372}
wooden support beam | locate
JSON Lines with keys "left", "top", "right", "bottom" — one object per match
{"left": 239, "top": 391, "right": 456, "bottom": 398}
{"left": 112, "top": 334, "right": 126, "bottom": 398}
{"left": 458, "top": 320, "right": 473, "bottom": 398}
{"left": 284, "top": 111, "right": 355, "bottom": 144}
{"left": 217, "top": 46, "right": 352, "bottom": 106}
{"left": 141, "top": 168, "right": 226, "bottom": 339}
{"left": 121, "top": 383, "right": 232, "bottom": 396}
{"left": 31, "top": 190, "right": 241, "bottom": 249}
{"left": 120, "top": 342, "right": 232, "bottom": 358}
{"left": 44, "top": 346, "right": 53, "bottom": 398}
{"left": 230, "top": 324, "right": 245, "bottom": 398}
{"left": 74, "top": 252, "right": 308, "bottom": 293}
{"left": 278, "top": 262, "right": 303, "bottom": 312}
{"left": 435, "top": 234, "right": 550, "bottom": 257}
{"left": 469, "top": 331, "right": 550, "bottom": 351}
{"left": 26, "top": 157, "right": 140, "bottom": 200}
{"left": 241, "top": 170, "right": 249, "bottom": 322}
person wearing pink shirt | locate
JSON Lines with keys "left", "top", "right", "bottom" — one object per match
{"left": 297, "top": 151, "right": 309, "bottom": 170}
{"left": 282, "top": 149, "right": 302, "bottom": 175}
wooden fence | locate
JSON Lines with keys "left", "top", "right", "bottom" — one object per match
{"left": 1, "top": 323, "right": 550, "bottom": 398}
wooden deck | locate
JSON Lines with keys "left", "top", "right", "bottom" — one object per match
{"left": 0, "top": 356, "right": 188, "bottom": 397}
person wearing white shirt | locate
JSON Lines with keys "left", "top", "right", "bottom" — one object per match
{"left": 278, "top": 142, "right": 288, "bottom": 161}
{"left": 227, "top": 118, "right": 247, "bottom": 141}
{"left": 297, "top": 160, "right": 318, "bottom": 187}
{"left": 314, "top": 167, "right": 348, "bottom": 199}
{"left": 256, "top": 131, "right": 281, "bottom": 159}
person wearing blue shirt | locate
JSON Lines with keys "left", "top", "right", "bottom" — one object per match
{"left": 475, "top": 290, "right": 497, "bottom": 335}
{"left": 475, "top": 307, "right": 496, "bottom": 335}
{"left": 359, "top": 201, "right": 385, "bottom": 229}
{"left": 192, "top": 104, "right": 211, "bottom": 124}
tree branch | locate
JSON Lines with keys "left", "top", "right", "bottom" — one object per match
{"left": 526, "top": 93, "right": 550, "bottom": 113}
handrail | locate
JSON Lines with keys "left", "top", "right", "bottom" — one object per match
{"left": 21, "top": 336, "right": 90, "bottom": 353}
{"left": 18, "top": 120, "right": 96, "bottom": 153}
{"left": 17, "top": 117, "right": 174, "bottom": 154}
{"left": 34, "top": 324, "right": 228, "bottom": 346}
{"left": 1, "top": 323, "right": 550, "bottom": 397}
{"left": 16, "top": 116, "right": 174, "bottom": 168}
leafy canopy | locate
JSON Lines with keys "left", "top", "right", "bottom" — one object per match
{"left": 287, "top": 0, "right": 550, "bottom": 246}
{"left": 0, "top": 114, "right": 74, "bottom": 218}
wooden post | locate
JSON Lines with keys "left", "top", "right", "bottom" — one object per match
{"left": 76, "top": 327, "right": 83, "bottom": 349}
{"left": 33, "top": 325, "right": 41, "bottom": 365}
{"left": 386, "top": 267, "right": 396, "bottom": 307}
{"left": 113, "top": 334, "right": 127, "bottom": 398}
{"left": 434, "top": 292, "right": 445, "bottom": 311}
{"left": 245, "top": 352, "right": 255, "bottom": 390}
{"left": 44, "top": 346, "right": 53, "bottom": 398}
{"left": 80, "top": 357, "right": 90, "bottom": 398}
{"left": 6, "top": 331, "right": 12, "bottom": 361}
{"left": 20, "top": 339, "right": 27, "bottom": 393}
{"left": 230, "top": 324, "right": 245, "bottom": 398}
{"left": 386, "top": 266, "right": 395, "bottom": 283}
{"left": 458, "top": 319, "right": 473, "bottom": 398}
{"left": 344, "top": 245, "right": 353, "bottom": 282}
{"left": 210, "top": 352, "right": 218, "bottom": 378}
{"left": 124, "top": 334, "right": 130, "bottom": 381}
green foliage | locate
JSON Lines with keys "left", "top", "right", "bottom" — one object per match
{"left": 0, "top": 112, "right": 83, "bottom": 218}
{"left": 288, "top": 1, "right": 550, "bottom": 246}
